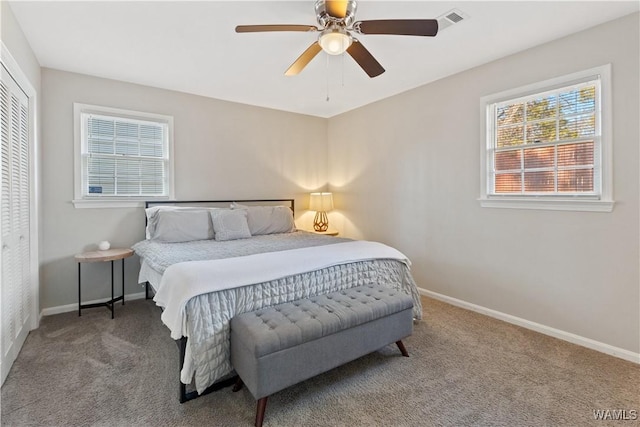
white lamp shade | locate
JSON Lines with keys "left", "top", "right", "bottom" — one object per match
{"left": 319, "top": 30, "right": 352, "bottom": 55}
{"left": 309, "top": 192, "right": 334, "bottom": 212}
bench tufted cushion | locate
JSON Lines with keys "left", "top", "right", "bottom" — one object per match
{"left": 231, "top": 284, "right": 413, "bottom": 358}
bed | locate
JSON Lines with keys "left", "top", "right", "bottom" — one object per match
{"left": 133, "top": 199, "right": 422, "bottom": 402}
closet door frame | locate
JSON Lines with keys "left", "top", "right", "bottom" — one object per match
{"left": 0, "top": 43, "right": 39, "bottom": 333}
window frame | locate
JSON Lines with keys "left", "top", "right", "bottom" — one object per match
{"left": 73, "top": 103, "right": 175, "bottom": 208}
{"left": 479, "top": 65, "right": 613, "bottom": 212}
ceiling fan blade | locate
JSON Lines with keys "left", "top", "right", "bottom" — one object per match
{"left": 353, "top": 19, "right": 438, "bottom": 37}
{"left": 285, "top": 42, "right": 323, "bottom": 76}
{"left": 325, "top": 1, "right": 349, "bottom": 18}
{"left": 346, "top": 39, "right": 385, "bottom": 78}
{"left": 235, "top": 25, "right": 318, "bottom": 33}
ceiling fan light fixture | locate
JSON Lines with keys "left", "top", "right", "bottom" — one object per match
{"left": 319, "top": 28, "right": 352, "bottom": 55}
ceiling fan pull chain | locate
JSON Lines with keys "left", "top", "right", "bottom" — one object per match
{"left": 326, "top": 53, "right": 330, "bottom": 102}
{"left": 342, "top": 52, "right": 345, "bottom": 87}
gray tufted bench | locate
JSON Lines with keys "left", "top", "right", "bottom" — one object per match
{"left": 230, "top": 284, "right": 414, "bottom": 427}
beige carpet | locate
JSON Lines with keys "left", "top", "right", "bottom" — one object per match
{"left": 1, "top": 296, "right": 638, "bottom": 426}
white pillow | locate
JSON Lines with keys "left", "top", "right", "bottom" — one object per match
{"left": 153, "top": 210, "right": 213, "bottom": 242}
{"left": 210, "top": 209, "right": 251, "bottom": 241}
{"left": 230, "top": 203, "right": 295, "bottom": 235}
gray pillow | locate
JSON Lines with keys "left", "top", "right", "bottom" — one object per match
{"left": 230, "top": 203, "right": 295, "bottom": 235}
{"left": 153, "top": 210, "right": 213, "bottom": 242}
{"left": 211, "top": 209, "right": 251, "bottom": 241}
{"left": 145, "top": 206, "right": 208, "bottom": 239}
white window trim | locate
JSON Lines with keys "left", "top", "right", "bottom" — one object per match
{"left": 73, "top": 103, "right": 175, "bottom": 208}
{"left": 479, "top": 64, "right": 614, "bottom": 212}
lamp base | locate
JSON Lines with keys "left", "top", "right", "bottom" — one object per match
{"left": 313, "top": 211, "right": 328, "bottom": 232}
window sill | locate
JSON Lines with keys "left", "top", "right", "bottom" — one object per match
{"left": 72, "top": 198, "right": 173, "bottom": 209}
{"left": 478, "top": 197, "right": 614, "bottom": 212}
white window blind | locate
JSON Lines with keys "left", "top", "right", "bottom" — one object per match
{"left": 489, "top": 80, "right": 599, "bottom": 195}
{"left": 74, "top": 104, "right": 174, "bottom": 207}
{"left": 479, "top": 65, "right": 613, "bottom": 212}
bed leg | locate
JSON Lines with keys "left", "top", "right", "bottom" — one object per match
{"left": 145, "top": 282, "right": 151, "bottom": 300}
{"left": 233, "top": 377, "right": 244, "bottom": 392}
{"left": 178, "top": 337, "right": 188, "bottom": 403}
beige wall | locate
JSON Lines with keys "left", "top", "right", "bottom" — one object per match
{"left": 40, "top": 69, "right": 328, "bottom": 308}
{"left": 328, "top": 13, "right": 640, "bottom": 353}
{"left": 1, "top": 3, "right": 40, "bottom": 89}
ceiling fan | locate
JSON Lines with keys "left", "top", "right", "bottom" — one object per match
{"left": 235, "top": 0, "right": 438, "bottom": 78}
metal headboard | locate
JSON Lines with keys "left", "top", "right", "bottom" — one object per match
{"left": 144, "top": 199, "right": 295, "bottom": 225}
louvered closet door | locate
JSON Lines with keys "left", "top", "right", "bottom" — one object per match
{"left": 0, "top": 63, "right": 32, "bottom": 385}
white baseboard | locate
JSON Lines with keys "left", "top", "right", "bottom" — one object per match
{"left": 418, "top": 287, "right": 640, "bottom": 364}
{"left": 40, "top": 292, "right": 147, "bottom": 317}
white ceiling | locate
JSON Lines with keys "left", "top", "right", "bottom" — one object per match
{"left": 8, "top": 1, "right": 639, "bottom": 118}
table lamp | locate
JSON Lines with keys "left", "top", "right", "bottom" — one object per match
{"left": 309, "top": 192, "right": 334, "bottom": 232}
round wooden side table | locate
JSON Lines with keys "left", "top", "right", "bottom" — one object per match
{"left": 75, "top": 248, "right": 134, "bottom": 319}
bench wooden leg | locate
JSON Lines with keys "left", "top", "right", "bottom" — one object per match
{"left": 256, "top": 397, "right": 268, "bottom": 427}
{"left": 232, "top": 377, "right": 244, "bottom": 392}
{"left": 396, "top": 340, "right": 409, "bottom": 357}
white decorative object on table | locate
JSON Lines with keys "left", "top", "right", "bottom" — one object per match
{"left": 98, "top": 241, "right": 111, "bottom": 251}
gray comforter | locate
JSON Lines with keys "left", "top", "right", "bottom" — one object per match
{"left": 133, "top": 231, "right": 422, "bottom": 394}
{"left": 133, "top": 231, "right": 351, "bottom": 275}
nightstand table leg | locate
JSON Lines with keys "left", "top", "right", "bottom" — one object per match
{"left": 122, "top": 258, "right": 125, "bottom": 306}
{"left": 78, "top": 263, "right": 82, "bottom": 317}
{"left": 111, "top": 260, "right": 114, "bottom": 319}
